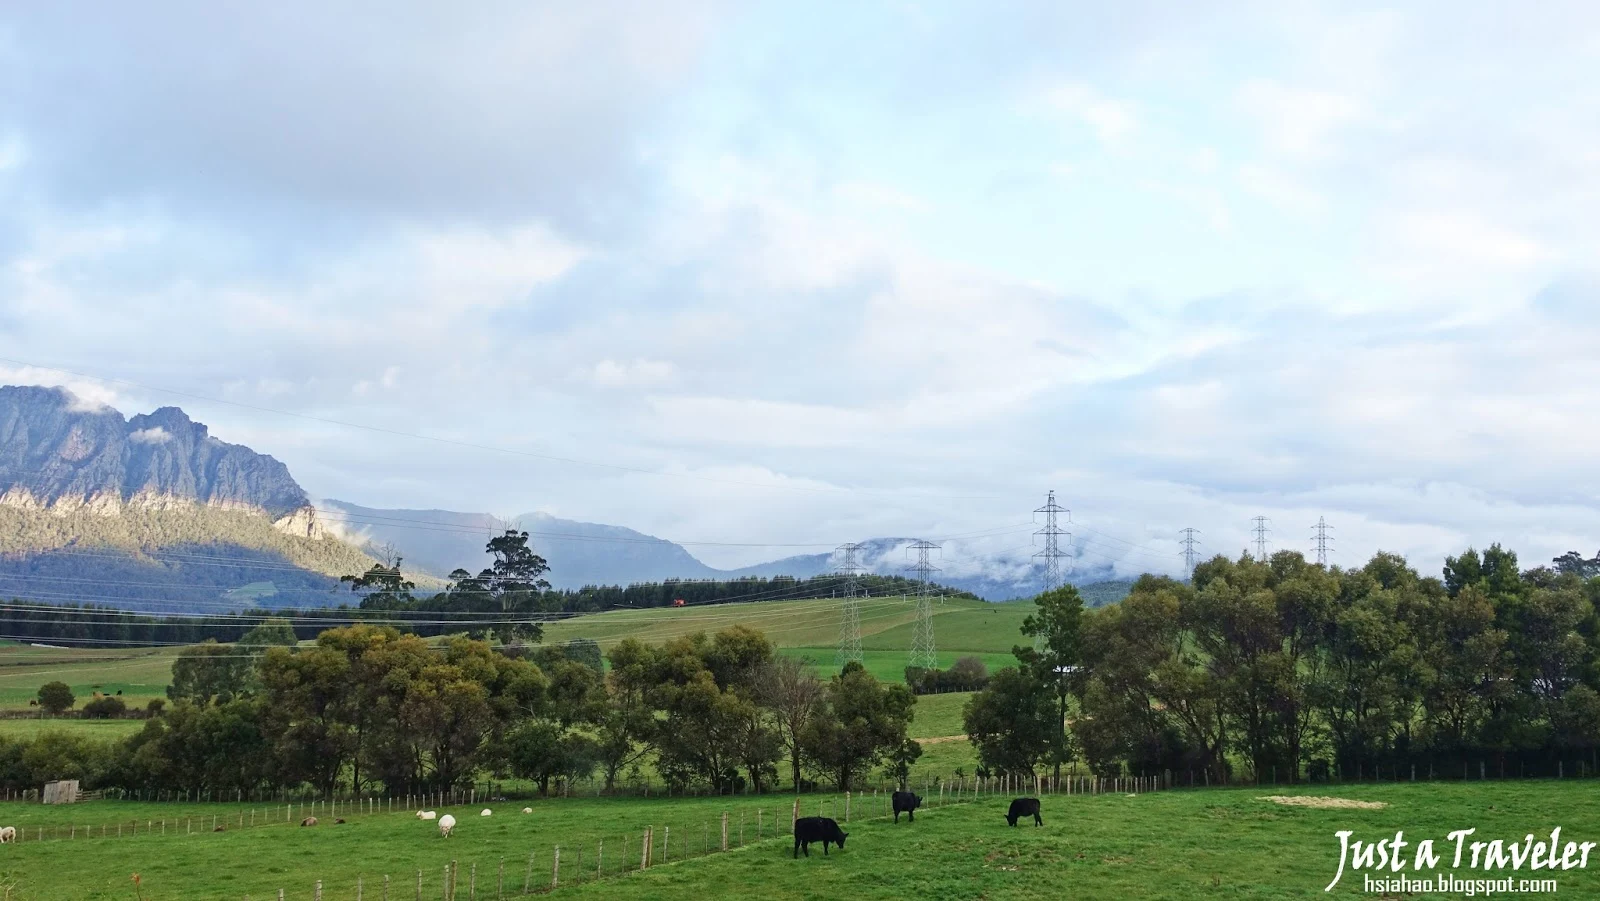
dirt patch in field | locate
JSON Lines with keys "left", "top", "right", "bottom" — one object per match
{"left": 918, "top": 734, "right": 968, "bottom": 744}
{"left": 1257, "top": 795, "right": 1389, "bottom": 810}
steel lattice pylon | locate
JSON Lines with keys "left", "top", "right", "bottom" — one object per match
{"left": 835, "top": 542, "right": 865, "bottom": 667}
{"left": 906, "top": 540, "right": 941, "bottom": 670}
{"left": 1033, "top": 491, "right": 1070, "bottom": 651}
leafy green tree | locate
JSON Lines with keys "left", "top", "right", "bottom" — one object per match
{"left": 82, "top": 695, "right": 127, "bottom": 719}
{"left": 801, "top": 662, "right": 916, "bottom": 791}
{"left": 595, "top": 639, "right": 659, "bottom": 790}
{"left": 963, "top": 666, "right": 1056, "bottom": 777}
{"left": 1017, "top": 585, "right": 1085, "bottom": 783}
{"left": 238, "top": 618, "right": 298, "bottom": 650}
{"left": 507, "top": 720, "right": 597, "bottom": 795}
{"left": 37, "top": 681, "right": 75, "bottom": 715}
{"left": 168, "top": 640, "right": 254, "bottom": 706}
{"left": 343, "top": 560, "right": 417, "bottom": 610}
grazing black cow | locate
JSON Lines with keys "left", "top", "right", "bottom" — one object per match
{"left": 1006, "top": 797, "right": 1042, "bottom": 827}
{"left": 793, "top": 816, "right": 848, "bottom": 858}
{"left": 892, "top": 791, "right": 922, "bottom": 823}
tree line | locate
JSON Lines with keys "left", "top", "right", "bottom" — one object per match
{"left": 0, "top": 623, "right": 920, "bottom": 798}
{"left": 0, "top": 530, "right": 976, "bottom": 647}
{"left": 963, "top": 545, "right": 1600, "bottom": 784}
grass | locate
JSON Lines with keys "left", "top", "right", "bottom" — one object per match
{"left": 0, "top": 718, "right": 147, "bottom": 742}
{"left": 0, "top": 780, "right": 1594, "bottom": 899}
{"left": 0, "top": 645, "right": 177, "bottom": 711}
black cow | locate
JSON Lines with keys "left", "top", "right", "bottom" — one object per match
{"left": 793, "top": 816, "right": 848, "bottom": 858}
{"left": 892, "top": 791, "right": 922, "bottom": 823}
{"left": 1006, "top": 797, "right": 1042, "bottom": 827}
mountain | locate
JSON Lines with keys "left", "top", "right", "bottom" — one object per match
{"left": 337, "top": 506, "right": 1130, "bottom": 602}
{"left": 0, "top": 385, "right": 377, "bottom": 612}
{"left": 0, "top": 385, "right": 312, "bottom": 523}
{"left": 318, "top": 502, "right": 722, "bottom": 589}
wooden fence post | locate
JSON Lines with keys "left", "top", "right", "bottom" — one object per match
{"left": 314, "top": 879, "right": 322, "bottom": 901}
{"left": 641, "top": 827, "right": 651, "bottom": 870}
{"left": 357, "top": 876, "right": 363, "bottom": 901}
{"left": 468, "top": 863, "right": 476, "bottom": 901}
{"left": 552, "top": 846, "right": 560, "bottom": 888}
{"left": 416, "top": 870, "right": 422, "bottom": 901}
{"left": 497, "top": 858, "right": 503, "bottom": 899}
{"left": 845, "top": 791, "right": 851, "bottom": 822}
{"left": 664, "top": 826, "right": 670, "bottom": 862}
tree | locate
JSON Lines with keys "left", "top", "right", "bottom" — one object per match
{"left": 1017, "top": 585, "right": 1085, "bottom": 784}
{"left": 343, "top": 560, "right": 417, "bottom": 610}
{"left": 168, "top": 640, "right": 254, "bottom": 706}
{"left": 1552, "top": 550, "right": 1600, "bottom": 580}
{"left": 759, "top": 655, "right": 825, "bottom": 791}
{"left": 82, "top": 695, "right": 127, "bottom": 719}
{"left": 507, "top": 720, "right": 596, "bottom": 795}
{"left": 801, "top": 662, "right": 916, "bottom": 791}
{"left": 963, "top": 667, "right": 1056, "bottom": 777}
{"left": 38, "top": 681, "right": 75, "bottom": 715}
{"left": 595, "top": 639, "right": 659, "bottom": 790}
{"left": 238, "top": 618, "right": 298, "bottom": 650}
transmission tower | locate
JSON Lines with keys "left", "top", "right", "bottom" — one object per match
{"left": 905, "top": 540, "right": 941, "bottom": 670}
{"left": 835, "top": 542, "right": 865, "bottom": 667}
{"left": 1179, "top": 528, "right": 1201, "bottom": 575}
{"left": 1312, "top": 516, "right": 1334, "bottom": 566}
{"left": 1033, "top": 491, "right": 1071, "bottom": 650}
{"left": 1251, "top": 516, "right": 1271, "bottom": 561}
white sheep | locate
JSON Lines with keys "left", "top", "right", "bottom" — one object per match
{"left": 522, "top": 807, "right": 532, "bottom": 814}
{"left": 480, "top": 808, "right": 492, "bottom": 817}
{"left": 417, "top": 810, "right": 437, "bottom": 820}
{"left": 0, "top": 826, "right": 15, "bottom": 844}
{"left": 438, "top": 814, "right": 456, "bottom": 838}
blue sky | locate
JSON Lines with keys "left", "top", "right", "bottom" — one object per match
{"left": 1, "top": 1, "right": 1596, "bottom": 577}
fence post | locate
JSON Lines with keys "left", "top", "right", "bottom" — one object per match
{"left": 385, "top": 875, "right": 390, "bottom": 901}
{"left": 357, "top": 876, "right": 363, "bottom": 901}
{"left": 314, "top": 880, "right": 322, "bottom": 901}
{"left": 469, "top": 863, "right": 476, "bottom": 901}
{"left": 497, "top": 858, "right": 503, "bottom": 899}
{"left": 416, "top": 870, "right": 422, "bottom": 901}
{"left": 641, "top": 827, "right": 651, "bottom": 870}
{"left": 845, "top": 792, "right": 851, "bottom": 822}
{"left": 664, "top": 826, "right": 670, "bottom": 862}
{"left": 791, "top": 799, "right": 799, "bottom": 830}
{"left": 552, "top": 846, "right": 560, "bottom": 888}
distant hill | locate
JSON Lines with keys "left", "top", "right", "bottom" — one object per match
{"left": 318, "top": 502, "right": 723, "bottom": 590}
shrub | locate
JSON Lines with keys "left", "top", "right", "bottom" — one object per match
{"left": 145, "top": 699, "right": 166, "bottom": 717}
{"left": 82, "top": 696, "right": 127, "bottom": 719}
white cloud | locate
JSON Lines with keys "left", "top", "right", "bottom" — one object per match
{"left": 128, "top": 426, "right": 172, "bottom": 444}
{"left": 1042, "top": 82, "right": 1137, "bottom": 145}
{"left": 1237, "top": 79, "right": 1364, "bottom": 160}
{"left": 585, "top": 358, "right": 676, "bottom": 388}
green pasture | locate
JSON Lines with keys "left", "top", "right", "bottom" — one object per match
{"left": 0, "top": 780, "right": 1594, "bottom": 899}
{"left": 0, "top": 646, "right": 176, "bottom": 711}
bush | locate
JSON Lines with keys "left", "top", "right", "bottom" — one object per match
{"left": 82, "top": 696, "right": 127, "bottom": 719}
{"left": 904, "top": 657, "right": 990, "bottom": 694}
{"left": 37, "top": 681, "right": 75, "bottom": 714}
{"left": 145, "top": 698, "right": 166, "bottom": 717}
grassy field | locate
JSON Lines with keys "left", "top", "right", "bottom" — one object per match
{"left": 0, "top": 645, "right": 177, "bottom": 712}
{"left": 0, "top": 780, "right": 1593, "bottom": 899}
{"left": 0, "top": 718, "right": 147, "bottom": 742}
{"left": 0, "top": 596, "right": 1037, "bottom": 717}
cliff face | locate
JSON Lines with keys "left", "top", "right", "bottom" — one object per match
{"left": 0, "top": 385, "right": 313, "bottom": 522}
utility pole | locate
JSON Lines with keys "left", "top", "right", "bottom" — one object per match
{"left": 906, "top": 540, "right": 941, "bottom": 670}
{"left": 1033, "top": 492, "right": 1070, "bottom": 651}
{"left": 835, "top": 543, "right": 865, "bottom": 667}
{"left": 1251, "top": 516, "right": 1270, "bottom": 562}
{"left": 1179, "top": 528, "right": 1201, "bottom": 576}
{"left": 1312, "top": 517, "right": 1333, "bottom": 566}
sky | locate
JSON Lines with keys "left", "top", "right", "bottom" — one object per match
{"left": 1, "top": 1, "right": 1597, "bottom": 578}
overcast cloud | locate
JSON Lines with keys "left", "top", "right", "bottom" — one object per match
{"left": 1, "top": 1, "right": 1597, "bottom": 576}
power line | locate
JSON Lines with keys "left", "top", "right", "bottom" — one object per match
{"left": 905, "top": 540, "right": 940, "bottom": 670}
